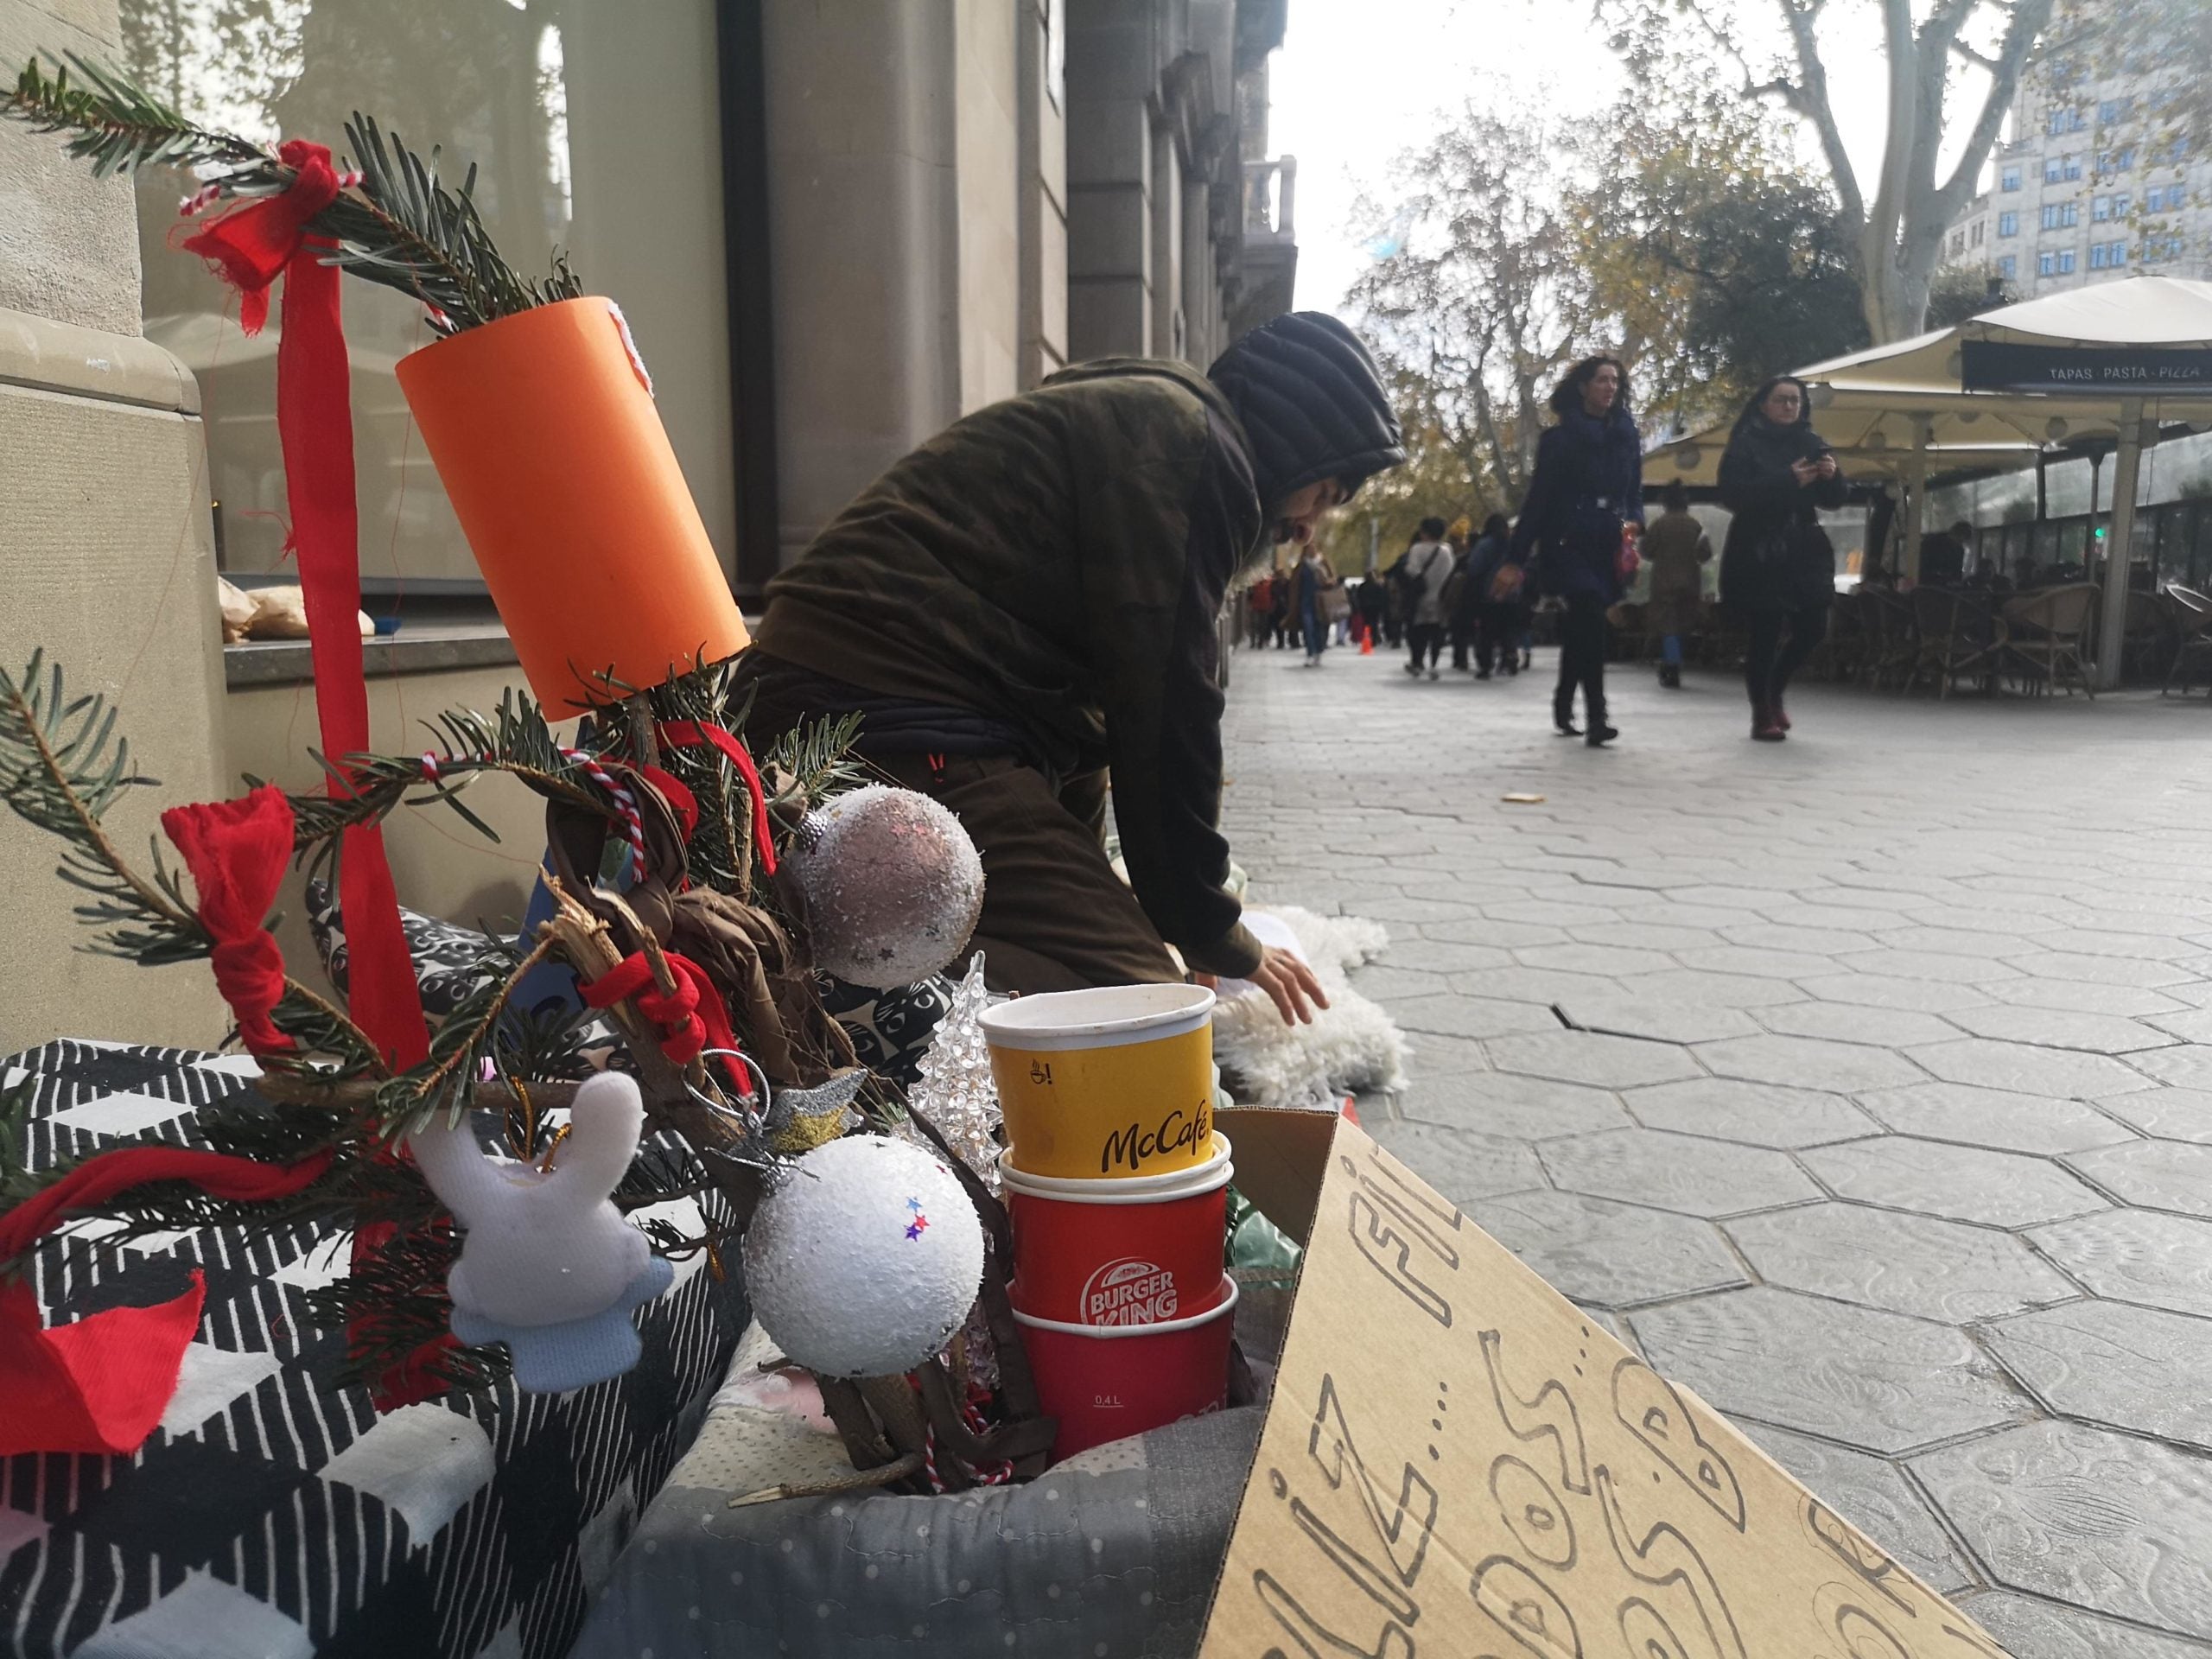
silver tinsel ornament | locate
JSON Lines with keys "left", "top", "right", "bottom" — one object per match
{"left": 904, "top": 956, "right": 1003, "bottom": 1195}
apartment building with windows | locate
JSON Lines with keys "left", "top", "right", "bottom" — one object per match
{"left": 1941, "top": 44, "right": 2207, "bottom": 299}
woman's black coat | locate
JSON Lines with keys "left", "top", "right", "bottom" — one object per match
{"left": 1718, "top": 416, "right": 1847, "bottom": 613}
{"left": 1510, "top": 407, "right": 1645, "bottom": 602}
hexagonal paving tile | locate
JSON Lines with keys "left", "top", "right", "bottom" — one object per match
{"left": 1719, "top": 919, "right": 1880, "bottom": 956}
{"left": 1737, "top": 1421, "right": 1974, "bottom": 1594}
{"left": 1985, "top": 976, "right": 2195, "bottom": 1018}
{"left": 1514, "top": 942, "right": 1679, "bottom": 979}
{"left": 1694, "top": 1033, "right": 1926, "bottom": 1093}
{"left": 2055, "top": 928, "right": 2201, "bottom": 962}
{"left": 1795, "top": 972, "right": 1994, "bottom": 1013}
{"left": 2031, "top": 1210, "right": 2212, "bottom": 1318}
{"left": 2129, "top": 1047, "right": 2212, "bottom": 1092}
{"left": 1611, "top": 967, "right": 1811, "bottom": 1009}
{"left": 1394, "top": 1068, "right": 1632, "bottom": 1141}
{"left": 1537, "top": 1127, "right": 1818, "bottom": 1218}
{"left": 1629, "top": 1287, "right": 2032, "bottom": 1453}
{"left": 1801, "top": 1136, "right": 2109, "bottom": 1228}
{"left": 1880, "top": 923, "right": 2053, "bottom": 960}
{"left": 1984, "top": 1300, "right": 2212, "bottom": 1454}
{"left": 2147, "top": 1007, "right": 2212, "bottom": 1045}
{"left": 1465, "top": 1190, "right": 1745, "bottom": 1307}
{"left": 1676, "top": 944, "right": 1840, "bottom": 981}
{"left": 1484, "top": 1029, "right": 1703, "bottom": 1090}
{"left": 1624, "top": 1077, "right": 1878, "bottom": 1147}
{"left": 2009, "top": 950, "right": 2198, "bottom": 989}
{"left": 1942, "top": 1004, "right": 2177, "bottom": 1055}
{"left": 1751, "top": 1001, "right": 1963, "bottom": 1049}
{"left": 1421, "top": 918, "right": 1573, "bottom": 950}
{"left": 1362, "top": 1120, "right": 1548, "bottom": 1205}
{"left": 1909, "top": 1039, "right": 2156, "bottom": 1100}
{"left": 2066, "top": 1140, "right": 2212, "bottom": 1218}
{"left": 1567, "top": 921, "right": 1725, "bottom": 953}
{"left": 1728, "top": 1202, "right": 2076, "bottom": 1322}
{"left": 1912, "top": 1421, "right": 2212, "bottom": 1640}
{"left": 1388, "top": 995, "right": 1564, "bottom": 1042}
{"left": 1551, "top": 993, "right": 1762, "bottom": 1046}
{"left": 1832, "top": 947, "right": 2025, "bottom": 984}
{"left": 1372, "top": 938, "right": 1519, "bottom": 976}
{"left": 1963, "top": 1592, "right": 2212, "bottom": 1659}
{"left": 1854, "top": 1082, "right": 2134, "bottom": 1155}
{"left": 1343, "top": 964, "right": 1454, "bottom": 1002}
{"left": 2095, "top": 1088, "right": 2212, "bottom": 1145}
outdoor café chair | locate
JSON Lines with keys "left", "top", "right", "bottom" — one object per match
{"left": 1999, "top": 583, "right": 2097, "bottom": 699}
{"left": 2165, "top": 584, "right": 2212, "bottom": 696}
{"left": 1909, "top": 586, "right": 2004, "bottom": 699}
{"left": 1868, "top": 588, "right": 1920, "bottom": 692}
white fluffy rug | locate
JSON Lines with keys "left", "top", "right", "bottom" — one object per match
{"left": 1212, "top": 906, "right": 1407, "bottom": 1109}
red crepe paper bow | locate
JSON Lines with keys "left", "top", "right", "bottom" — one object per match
{"left": 580, "top": 950, "right": 752, "bottom": 1097}
{"left": 0, "top": 1143, "right": 333, "bottom": 1455}
{"left": 181, "top": 139, "right": 346, "bottom": 335}
{"left": 161, "top": 785, "right": 297, "bottom": 1057}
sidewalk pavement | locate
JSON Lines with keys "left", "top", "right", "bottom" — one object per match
{"left": 1221, "top": 640, "right": 2212, "bottom": 1656}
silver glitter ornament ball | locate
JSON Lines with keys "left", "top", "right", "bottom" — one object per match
{"left": 795, "top": 785, "right": 985, "bottom": 991}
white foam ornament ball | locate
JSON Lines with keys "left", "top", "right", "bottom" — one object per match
{"left": 793, "top": 785, "right": 985, "bottom": 990}
{"left": 741, "top": 1133, "right": 986, "bottom": 1378}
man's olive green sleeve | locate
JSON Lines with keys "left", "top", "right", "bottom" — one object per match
{"left": 1083, "top": 404, "right": 1265, "bottom": 980}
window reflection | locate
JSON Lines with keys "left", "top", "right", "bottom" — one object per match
{"left": 122, "top": 0, "right": 574, "bottom": 589}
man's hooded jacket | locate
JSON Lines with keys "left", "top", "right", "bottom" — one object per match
{"left": 753, "top": 311, "right": 1402, "bottom": 978}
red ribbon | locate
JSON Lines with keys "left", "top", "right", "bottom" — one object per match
{"left": 655, "top": 722, "right": 779, "bottom": 875}
{"left": 186, "top": 140, "right": 435, "bottom": 1408}
{"left": 160, "top": 785, "right": 297, "bottom": 1055}
{"left": 580, "top": 950, "right": 752, "bottom": 1097}
{"left": 184, "top": 140, "right": 429, "bottom": 1076}
{"left": 0, "top": 1144, "right": 333, "bottom": 1455}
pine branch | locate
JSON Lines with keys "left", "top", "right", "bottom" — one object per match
{"left": 1, "top": 56, "right": 582, "bottom": 334}
{"left": 0, "top": 651, "right": 384, "bottom": 1071}
{"left": 0, "top": 53, "right": 268, "bottom": 176}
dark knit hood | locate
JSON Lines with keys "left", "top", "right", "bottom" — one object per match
{"left": 1207, "top": 312, "right": 1405, "bottom": 509}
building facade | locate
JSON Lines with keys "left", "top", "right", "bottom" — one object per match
{"left": 0, "top": 0, "right": 1299, "bottom": 1048}
{"left": 1941, "top": 50, "right": 2208, "bottom": 298}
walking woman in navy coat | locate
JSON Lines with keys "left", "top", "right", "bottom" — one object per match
{"left": 1510, "top": 356, "right": 1644, "bottom": 747}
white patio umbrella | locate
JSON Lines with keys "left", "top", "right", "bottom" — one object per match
{"left": 1648, "top": 277, "right": 2212, "bottom": 686}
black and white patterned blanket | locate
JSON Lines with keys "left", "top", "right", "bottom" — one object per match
{"left": 0, "top": 1040, "right": 748, "bottom": 1659}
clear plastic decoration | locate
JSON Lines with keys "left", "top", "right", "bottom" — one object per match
{"left": 904, "top": 956, "right": 1004, "bottom": 1196}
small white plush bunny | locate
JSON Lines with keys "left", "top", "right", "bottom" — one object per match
{"left": 409, "top": 1070, "right": 673, "bottom": 1393}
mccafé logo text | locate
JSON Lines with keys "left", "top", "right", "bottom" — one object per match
{"left": 1081, "top": 1258, "right": 1179, "bottom": 1326}
{"left": 1097, "top": 1099, "right": 1211, "bottom": 1174}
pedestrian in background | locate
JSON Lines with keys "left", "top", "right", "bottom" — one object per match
{"left": 1719, "top": 374, "right": 1846, "bottom": 742}
{"left": 1401, "top": 516, "right": 1454, "bottom": 680}
{"left": 1512, "top": 355, "right": 1644, "bottom": 747}
{"left": 1355, "top": 569, "right": 1387, "bottom": 648}
{"left": 1296, "top": 542, "right": 1338, "bottom": 667}
{"left": 1246, "top": 572, "right": 1274, "bottom": 649}
{"left": 1465, "top": 512, "right": 1518, "bottom": 678}
{"left": 1444, "top": 517, "right": 1476, "bottom": 671}
{"left": 1642, "top": 480, "right": 1711, "bottom": 688}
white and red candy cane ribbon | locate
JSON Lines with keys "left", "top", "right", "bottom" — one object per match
{"left": 922, "top": 1395, "right": 1014, "bottom": 1493}
{"left": 419, "top": 747, "right": 648, "bottom": 874}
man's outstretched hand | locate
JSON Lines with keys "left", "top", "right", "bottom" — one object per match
{"left": 1197, "top": 945, "right": 1329, "bottom": 1027}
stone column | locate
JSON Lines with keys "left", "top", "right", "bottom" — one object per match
{"left": 1065, "top": 0, "right": 1154, "bottom": 359}
{"left": 760, "top": 0, "right": 963, "bottom": 567}
{"left": 0, "top": 0, "right": 229, "bottom": 1046}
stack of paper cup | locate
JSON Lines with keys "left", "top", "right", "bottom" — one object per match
{"left": 980, "top": 984, "right": 1237, "bottom": 1459}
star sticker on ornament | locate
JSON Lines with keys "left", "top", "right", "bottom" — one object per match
{"left": 904, "top": 1213, "right": 930, "bottom": 1241}
{"left": 906, "top": 1196, "right": 925, "bottom": 1214}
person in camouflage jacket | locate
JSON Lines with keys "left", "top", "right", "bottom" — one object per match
{"left": 735, "top": 312, "right": 1403, "bottom": 1022}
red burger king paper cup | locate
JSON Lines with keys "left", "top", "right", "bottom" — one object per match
{"left": 1014, "top": 1279, "right": 1239, "bottom": 1460}
{"left": 1001, "top": 1136, "right": 1232, "bottom": 1328}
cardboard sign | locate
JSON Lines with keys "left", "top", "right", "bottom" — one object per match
{"left": 1202, "top": 1111, "right": 2006, "bottom": 1659}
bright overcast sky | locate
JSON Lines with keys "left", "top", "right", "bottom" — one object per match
{"left": 1272, "top": 0, "right": 1999, "bottom": 315}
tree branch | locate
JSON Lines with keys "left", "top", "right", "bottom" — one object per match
{"left": 1937, "top": 0, "right": 2057, "bottom": 206}
{"left": 1778, "top": 0, "right": 1866, "bottom": 226}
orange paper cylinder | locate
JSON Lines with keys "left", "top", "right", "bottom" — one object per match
{"left": 394, "top": 296, "right": 748, "bottom": 710}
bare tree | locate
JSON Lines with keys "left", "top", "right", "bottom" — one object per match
{"left": 1348, "top": 109, "right": 1592, "bottom": 508}
{"left": 1605, "top": 0, "right": 2056, "bottom": 342}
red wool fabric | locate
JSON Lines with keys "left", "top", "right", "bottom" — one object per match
{"left": 0, "top": 1144, "right": 334, "bottom": 1455}
{"left": 654, "top": 721, "right": 779, "bottom": 875}
{"left": 160, "top": 785, "right": 298, "bottom": 1055}
{"left": 580, "top": 950, "right": 752, "bottom": 1097}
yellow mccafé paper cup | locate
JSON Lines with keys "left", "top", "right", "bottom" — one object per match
{"left": 980, "top": 984, "right": 1217, "bottom": 1179}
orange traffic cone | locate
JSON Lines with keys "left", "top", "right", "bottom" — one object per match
{"left": 1358, "top": 631, "right": 1374, "bottom": 656}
